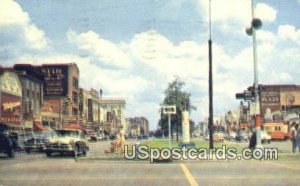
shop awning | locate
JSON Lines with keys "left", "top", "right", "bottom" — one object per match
{"left": 62, "top": 124, "right": 84, "bottom": 130}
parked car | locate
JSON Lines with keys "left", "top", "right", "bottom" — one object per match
{"left": 24, "top": 133, "right": 52, "bottom": 153}
{"left": 213, "top": 132, "right": 224, "bottom": 142}
{"left": 236, "top": 132, "right": 248, "bottom": 142}
{"left": 45, "top": 129, "right": 89, "bottom": 157}
{"left": 261, "top": 130, "right": 271, "bottom": 144}
{"left": 89, "top": 132, "right": 104, "bottom": 142}
{"left": 228, "top": 131, "right": 237, "bottom": 141}
{"left": 0, "top": 131, "right": 18, "bottom": 158}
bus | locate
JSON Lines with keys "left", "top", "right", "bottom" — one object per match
{"left": 263, "top": 122, "right": 291, "bottom": 140}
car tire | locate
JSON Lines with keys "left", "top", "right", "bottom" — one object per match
{"left": 25, "top": 148, "right": 31, "bottom": 153}
{"left": 7, "top": 148, "right": 15, "bottom": 158}
{"left": 46, "top": 151, "right": 51, "bottom": 157}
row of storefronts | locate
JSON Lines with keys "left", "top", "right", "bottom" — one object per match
{"left": 0, "top": 63, "right": 126, "bottom": 135}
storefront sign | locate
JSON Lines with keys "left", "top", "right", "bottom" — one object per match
{"left": 40, "top": 66, "right": 68, "bottom": 96}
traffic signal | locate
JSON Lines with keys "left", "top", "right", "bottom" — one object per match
{"left": 235, "top": 90, "right": 254, "bottom": 101}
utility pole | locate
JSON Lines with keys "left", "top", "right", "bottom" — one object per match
{"left": 208, "top": 0, "right": 214, "bottom": 149}
{"left": 246, "top": 0, "right": 262, "bottom": 147}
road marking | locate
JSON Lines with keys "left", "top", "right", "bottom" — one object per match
{"left": 180, "top": 163, "right": 198, "bottom": 186}
{"left": 264, "top": 161, "right": 300, "bottom": 171}
{"left": 1, "top": 176, "right": 185, "bottom": 180}
{"left": 2, "top": 176, "right": 300, "bottom": 180}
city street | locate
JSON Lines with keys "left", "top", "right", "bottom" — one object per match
{"left": 1, "top": 141, "right": 300, "bottom": 186}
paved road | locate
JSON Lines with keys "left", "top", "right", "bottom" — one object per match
{"left": 1, "top": 140, "right": 300, "bottom": 186}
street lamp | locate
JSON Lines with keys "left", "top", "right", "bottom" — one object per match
{"left": 208, "top": 0, "right": 214, "bottom": 149}
{"left": 246, "top": 0, "right": 262, "bottom": 148}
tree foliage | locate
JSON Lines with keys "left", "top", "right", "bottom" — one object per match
{"left": 158, "top": 77, "right": 196, "bottom": 140}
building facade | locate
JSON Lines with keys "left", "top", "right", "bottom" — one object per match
{"left": 79, "top": 88, "right": 100, "bottom": 126}
{"left": 126, "top": 117, "right": 149, "bottom": 137}
{"left": 99, "top": 99, "right": 126, "bottom": 135}
{"left": 246, "top": 85, "right": 300, "bottom": 121}
{"left": 0, "top": 70, "right": 22, "bottom": 125}
{"left": 13, "top": 64, "right": 44, "bottom": 126}
{"left": 36, "top": 63, "right": 80, "bottom": 127}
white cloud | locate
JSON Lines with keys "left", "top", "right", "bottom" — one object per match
{"left": 197, "top": 0, "right": 277, "bottom": 34}
{"left": 0, "top": 0, "right": 48, "bottom": 50}
{"left": 67, "top": 30, "right": 132, "bottom": 69}
{"left": 130, "top": 29, "right": 207, "bottom": 79}
{"left": 278, "top": 25, "right": 300, "bottom": 43}
{"left": 255, "top": 3, "right": 277, "bottom": 23}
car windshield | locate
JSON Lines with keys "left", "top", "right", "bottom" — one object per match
{"left": 54, "top": 130, "right": 79, "bottom": 138}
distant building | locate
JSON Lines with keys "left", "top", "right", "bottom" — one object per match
{"left": 79, "top": 88, "right": 100, "bottom": 126}
{"left": 126, "top": 117, "right": 149, "bottom": 137}
{"left": 99, "top": 99, "right": 126, "bottom": 135}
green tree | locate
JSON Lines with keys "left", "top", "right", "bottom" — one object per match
{"left": 158, "top": 77, "right": 196, "bottom": 141}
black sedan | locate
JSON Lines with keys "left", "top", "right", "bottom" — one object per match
{"left": 24, "top": 133, "right": 52, "bottom": 153}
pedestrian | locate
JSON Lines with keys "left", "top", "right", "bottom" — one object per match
{"left": 249, "top": 129, "right": 256, "bottom": 150}
{"left": 290, "top": 123, "right": 297, "bottom": 153}
{"left": 117, "top": 125, "right": 126, "bottom": 155}
{"left": 296, "top": 124, "right": 300, "bottom": 153}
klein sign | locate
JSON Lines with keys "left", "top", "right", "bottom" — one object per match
{"left": 40, "top": 66, "right": 68, "bottom": 97}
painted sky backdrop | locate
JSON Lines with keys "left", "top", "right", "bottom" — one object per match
{"left": 1, "top": 0, "right": 300, "bottom": 129}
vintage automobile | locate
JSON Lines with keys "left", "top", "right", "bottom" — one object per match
{"left": 24, "top": 133, "right": 52, "bottom": 153}
{"left": 0, "top": 131, "right": 18, "bottom": 158}
{"left": 45, "top": 129, "right": 89, "bottom": 157}
{"left": 213, "top": 132, "right": 224, "bottom": 142}
{"left": 261, "top": 130, "right": 271, "bottom": 144}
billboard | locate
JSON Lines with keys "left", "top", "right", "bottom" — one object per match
{"left": 40, "top": 66, "right": 69, "bottom": 97}
{"left": 260, "top": 91, "right": 281, "bottom": 117}
{"left": 281, "top": 91, "right": 300, "bottom": 106}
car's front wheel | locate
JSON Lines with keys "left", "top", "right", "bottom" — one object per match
{"left": 46, "top": 151, "right": 51, "bottom": 157}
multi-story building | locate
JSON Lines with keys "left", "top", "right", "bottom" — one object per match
{"left": 246, "top": 85, "right": 300, "bottom": 122}
{"left": 99, "top": 99, "right": 126, "bottom": 135}
{"left": 0, "top": 70, "right": 22, "bottom": 125}
{"left": 36, "top": 63, "right": 80, "bottom": 127}
{"left": 126, "top": 117, "right": 149, "bottom": 137}
{"left": 79, "top": 88, "right": 100, "bottom": 126}
{"left": 13, "top": 64, "right": 44, "bottom": 127}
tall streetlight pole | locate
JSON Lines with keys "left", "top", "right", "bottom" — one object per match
{"left": 246, "top": 0, "right": 262, "bottom": 147}
{"left": 208, "top": 0, "right": 214, "bottom": 149}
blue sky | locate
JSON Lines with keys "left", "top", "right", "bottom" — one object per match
{"left": 1, "top": 0, "right": 300, "bottom": 129}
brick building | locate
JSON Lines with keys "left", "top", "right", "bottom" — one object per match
{"left": 36, "top": 63, "right": 80, "bottom": 127}
{"left": 246, "top": 84, "right": 300, "bottom": 122}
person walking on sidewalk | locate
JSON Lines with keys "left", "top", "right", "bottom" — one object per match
{"left": 296, "top": 124, "right": 300, "bottom": 154}
{"left": 290, "top": 123, "right": 297, "bottom": 153}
